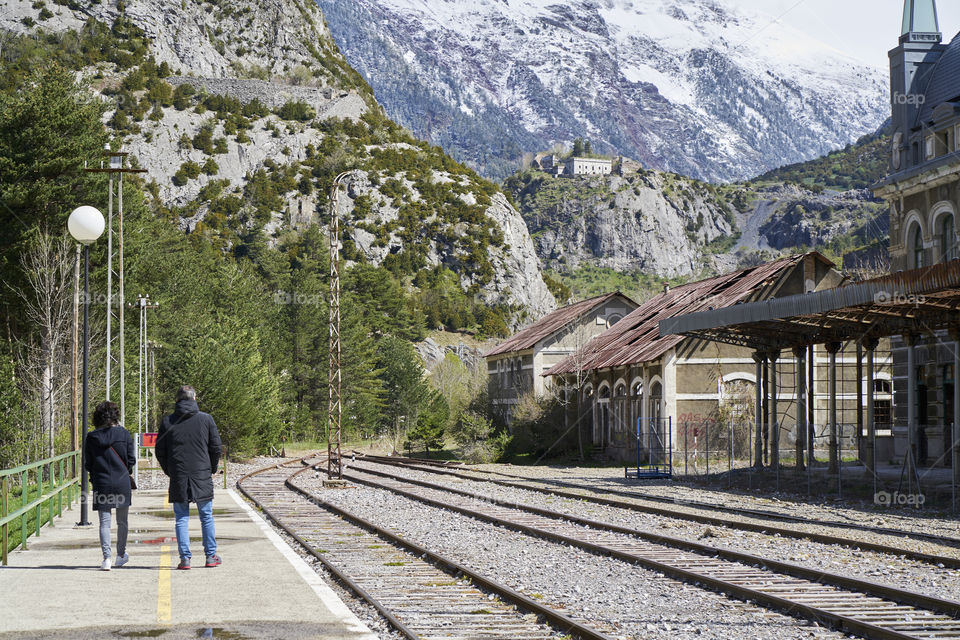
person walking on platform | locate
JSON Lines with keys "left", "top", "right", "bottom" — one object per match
{"left": 84, "top": 401, "right": 136, "bottom": 571}
{"left": 156, "top": 385, "right": 223, "bottom": 570}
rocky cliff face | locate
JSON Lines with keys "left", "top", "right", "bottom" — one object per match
{"left": 2, "top": 0, "right": 556, "bottom": 323}
{"left": 316, "top": 0, "right": 888, "bottom": 182}
{"left": 332, "top": 169, "right": 555, "bottom": 318}
{"left": 507, "top": 167, "right": 887, "bottom": 278}
{"left": 511, "top": 171, "right": 734, "bottom": 278}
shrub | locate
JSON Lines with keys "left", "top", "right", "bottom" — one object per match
{"left": 277, "top": 100, "right": 315, "bottom": 122}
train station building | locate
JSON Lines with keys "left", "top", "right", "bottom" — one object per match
{"left": 541, "top": 253, "right": 892, "bottom": 466}
{"left": 661, "top": 0, "right": 960, "bottom": 483}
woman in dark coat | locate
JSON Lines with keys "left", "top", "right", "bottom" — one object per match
{"left": 84, "top": 401, "right": 136, "bottom": 570}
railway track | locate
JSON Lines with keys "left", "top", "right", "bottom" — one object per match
{"left": 353, "top": 453, "right": 960, "bottom": 567}
{"left": 336, "top": 459, "right": 960, "bottom": 640}
{"left": 236, "top": 457, "right": 615, "bottom": 640}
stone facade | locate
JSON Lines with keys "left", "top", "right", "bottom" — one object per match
{"left": 874, "top": 1, "right": 959, "bottom": 466}
{"left": 564, "top": 157, "right": 612, "bottom": 177}
{"left": 485, "top": 294, "right": 638, "bottom": 424}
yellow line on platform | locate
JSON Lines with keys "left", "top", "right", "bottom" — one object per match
{"left": 158, "top": 543, "right": 172, "bottom": 624}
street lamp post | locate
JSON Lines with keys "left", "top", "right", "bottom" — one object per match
{"left": 68, "top": 205, "right": 105, "bottom": 527}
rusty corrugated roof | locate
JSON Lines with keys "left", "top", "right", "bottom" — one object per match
{"left": 484, "top": 292, "right": 635, "bottom": 357}
{"left": 545, "top": 253, "right": 834, "bottom": 376}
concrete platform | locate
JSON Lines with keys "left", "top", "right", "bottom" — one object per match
{"left": 0, "top": 488, "right": 376, "bottom": 640}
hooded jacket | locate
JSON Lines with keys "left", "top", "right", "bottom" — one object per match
{"left": 156, "top": 398, "right": 223, "bottom": 504}
{"left": 84, "top": 425, "right": 136, "bottom": 511}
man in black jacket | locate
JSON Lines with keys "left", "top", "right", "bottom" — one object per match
{"left": 156, "top": 385, "right": 223, "bottom": 570}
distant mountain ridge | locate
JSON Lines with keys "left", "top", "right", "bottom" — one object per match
{"left": 316, "top": 0, "right": 889, "bottom": 182}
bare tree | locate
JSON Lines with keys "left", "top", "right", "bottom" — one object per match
{"left": 554, "top": 315, "right": 595, "bottom": 461}
{"left": 846, "top": 251, "right": 892, "bottom": 282}
{"left": 11, "top": 232, "right": 76, "bottom": 458}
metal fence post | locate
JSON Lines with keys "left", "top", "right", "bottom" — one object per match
{"left": 35, "top": 466, "right": 42, "bottom": 537}
{"left": 20, "top": 471, "right": 27, "bottom": 551}
{"left": 706, "top": 421, "right": 710, "bottom": 476}
{"left": 2, "top": 475, "right": 7, "bottom": 566}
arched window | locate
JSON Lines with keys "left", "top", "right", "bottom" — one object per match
{"left": 941, "top": 214, "right": 956, "bottom": 261}
{"left": 630, "top": 380, "right": 643, "bottom": 435}
{"left": 912, "top": 224, "right": 924, "bottom": 269}
{"left": 614, "top": 383, "right": 627, "bottom": 434}
{"left": 595, "top": 385, "right": 611, "bottom": 447}
{"left": 649, "top": 381, "right": 663, "bottom": 423}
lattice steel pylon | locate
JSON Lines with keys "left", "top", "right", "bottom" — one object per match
{"left": 84, "top": 147, "right": 145, "bottom": 428}
{"left": 327, "top": 171, "right": 355, "bottom": 480}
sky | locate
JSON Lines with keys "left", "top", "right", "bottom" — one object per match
{"left": 727, "top": 0, "right": 960, "bottom": 67}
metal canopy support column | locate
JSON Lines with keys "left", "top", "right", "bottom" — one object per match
{"left": 793, "top": 346, "right": 807, "bottom": 471}
{"left": 952, "top": 330, "right": 960, "bottom": 491}
{"left": 753, "top": 352, "right": 764, "bottom": 468}
{"left": 827, "top": 342, "right": 841, "bottom": 474}
{"left": 906, "top": 334, "right": 917, "bottom": 479}
{"left": 856, "top": 342, "right": 864, "bottom": 463}
{"left": 762, "top": 355, "right": 770, "bottom": 466}
{"left": 808, "top": 344, "right": 816, "bottom": 464}
{"left": 770, "top": 351, "right": 779, "bottom": 471}
{"left": 863, "top": 337, "right": 879, "bottom": 478}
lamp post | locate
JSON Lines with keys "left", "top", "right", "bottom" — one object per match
{"left": 68, "top": 205, "right": 105, "bottom": 526}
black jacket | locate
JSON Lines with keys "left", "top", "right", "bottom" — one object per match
{"left": 156, "top": 398, "right": 222, "bottom": 504}
{"left": 84, "top": 425, "right": 136, "bottom": 511}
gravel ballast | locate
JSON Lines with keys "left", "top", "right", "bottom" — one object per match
{"left": 348, "top": 460, "right": 960, "bottom": 604}
{"left": 299, "top": 473, "right": 848, "bottom": 640}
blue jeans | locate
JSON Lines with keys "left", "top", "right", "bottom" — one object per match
{"left": 173, "top": 500, "right": 217, "bottom": 560}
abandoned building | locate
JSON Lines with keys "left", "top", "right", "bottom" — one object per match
{"left": 543, "top": 253, "right": 892, "bottom": 464}
{"left": 656, "top": 0, "right": 960, "bottom": 481}
{"left": 484, "top": 292, "right": 638, "bottom": 424}
{"left": 533, "top": 153, "right": 614, "bottom": 177}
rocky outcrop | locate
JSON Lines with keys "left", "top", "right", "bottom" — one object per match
{"left": 509, "top": 168, "right": 887, "bottom": 278}
{"left": 334, "top": 172, "right": 556, "bottom": 321}
{"left": 2, "top": 0, "right": 343, "bottom": 81}
{"left": 511, "top": 171, "right": 734, "bottom": 278}
{"left": 756, "top": 187, "right": 887, "bottom": 251}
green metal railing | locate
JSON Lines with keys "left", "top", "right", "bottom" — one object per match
{"left": 1, "top": 451, "right": 80, "bottom": 565}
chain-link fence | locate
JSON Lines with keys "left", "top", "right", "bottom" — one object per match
{"left": 670, "top": 419, "right": 958, "bottom": 510}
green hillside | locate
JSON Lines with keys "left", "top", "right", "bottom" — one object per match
{"left": 757, "top": 126, "right": 890, "bottom": 191}
{"left": 0, "top": 9, "right": 516, "bottom": 466}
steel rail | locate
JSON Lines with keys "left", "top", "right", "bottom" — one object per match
{"left": 237, "top": 456, "right": 615, "bottom": 640}
{"left": 340, "top": 462, "right": 960, "bottom": 640}
{"left": 236, "top": 457, "right": 420, "bottom": 640}
{"left": 357, "top": 453, "right": 960, "bottom": 566}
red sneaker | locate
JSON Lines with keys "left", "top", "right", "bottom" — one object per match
{"left": 205, "top": 554, "right": 222, "bottom": 568}
{"left": 177, "top": 558, "right": 191, "bottom": 570}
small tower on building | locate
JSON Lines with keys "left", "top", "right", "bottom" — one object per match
{"left": 889, "top": 0, "right": 946, "bottom": 171}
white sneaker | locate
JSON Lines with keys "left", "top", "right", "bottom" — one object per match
{"left": 114, "top": 553, "right": 129, "bottom": 568}
{"left": 101, "top": 557, "right": 111, "bottom": 571}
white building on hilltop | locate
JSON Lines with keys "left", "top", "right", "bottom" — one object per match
{"left": 565, "top": 156, "right": 612, "bottom": 176}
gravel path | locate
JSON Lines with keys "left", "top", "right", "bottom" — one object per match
{"left": 350, "top": 460, "right": 960, "bottom": 605}
{"left": 298, "top": 475, "right": 847, "bottom": 640}
{"left": 471, "top": 463, "right": 960, "bottom": 542}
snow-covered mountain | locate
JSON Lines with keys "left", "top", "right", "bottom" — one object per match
{"left": 316, "top": 0, "right": 888, "bottom": 182}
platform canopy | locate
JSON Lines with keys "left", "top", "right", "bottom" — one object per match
{"left": 659, "top": 260, "right": 960, "bottom": 350}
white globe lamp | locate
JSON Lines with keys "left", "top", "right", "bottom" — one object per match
{"left": 68, "top": 206, "right": 105, "bottom": 245}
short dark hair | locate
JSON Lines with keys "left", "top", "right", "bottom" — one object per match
{"left": 93, "top": 401, "right": 120, "bottom": 428}
{"left": 176, "top": 385, "right": 196, "bottom": 402}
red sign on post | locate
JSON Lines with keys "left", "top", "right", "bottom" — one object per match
{"left": 141, "top": 432, "right": 158, "bottom": 448}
